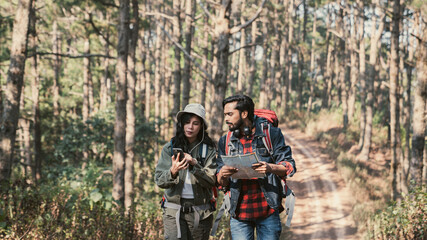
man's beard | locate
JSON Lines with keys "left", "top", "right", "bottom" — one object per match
{"left": 229, "top": 117, "right": 243, "bottom": 131}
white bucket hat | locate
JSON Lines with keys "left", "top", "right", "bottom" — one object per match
{"left": 176, "top": 103, "right": 208, "bottom": 129}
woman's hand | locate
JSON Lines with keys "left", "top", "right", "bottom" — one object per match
{"left": 182, "top": 153, "right": 197, "bottom": 166}
{"left": 170, "top": 153, "right": 189, "bottom": 178}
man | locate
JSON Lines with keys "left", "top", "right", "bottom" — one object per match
{"left": 216, "top": 95, "right": 296, "bottom": 240}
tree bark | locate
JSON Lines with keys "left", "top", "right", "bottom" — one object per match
{"left": 52, "top": 21, "right": 61, "bottom": 118}
{"left": 182, "top": 0, "right": 194, "bottom": 107}
{"left": 124, "top": 0, "right": 139, "bottom": 213}
{"left": 307, "top": 6, "right": 317, "bottom": 114}
{"left": 171, "top": 0, "right": 182, "bottom": 124}
{"left": 389, "top": 0, "right": 401, "bottom": 201}
{"left": 337, "top": 1, "right": 348, "bottom": 129}
{"left": 237, "top": 0, "right": 246, "bottom": 93}
{"left": 29, "top": 3, "right": 41, "bottom": 182}
{"left": 246, "top": 19, "right": 257, "bottom": 97}
{"left": 259, "top": 20, "right": 269, "bottom": 109}
{"left": 113, "top": 0, "right": 129, "bottom": 207}
{"left": 410, "top": 18, "right": 426, "bottom": 186}
{"left": 83, "top": 21, "right": 91, "bottom": 122}
{"left": 0, "top": 0, "right": 33, "bottom": 187}
{"left": 100, "top": 12, "right": 111, "bottom": 110}
{"left": 357, "top": 0, "right": 366, "bottom": 150}
{"left": 210, "top": 1, "right": 232, "bottom": 139}
{"left": 348, "top": 4, "right": 359, "bottom": 121}
{"left": 360, "top": 0, "right": 384, "bottom": 161}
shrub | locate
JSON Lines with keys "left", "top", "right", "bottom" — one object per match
{"left": 367, "top": 186, "right": 426, "bottom": 239}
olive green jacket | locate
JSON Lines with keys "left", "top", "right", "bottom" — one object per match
{"left": 155, "top": 141, "right": 217, "bottom": 218}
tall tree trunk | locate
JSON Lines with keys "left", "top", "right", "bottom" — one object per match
{"left": 337, "top": 1, "right": 348, "bottom": 129}
{"left": 52, "top": 21, "right": 61, "bottom": 118}
{"left": 101, "top": 13, "right": 111, "bottom": 110}
{"left": 237, "top": 0, "right": 246, "bottom": 93}
{"left": 0, "top": 0, "right": 33, "bottom": 187}
{"left": 113, "top": 0, "right": 129, "bottom": 207}
{"left": 284, "top": 0, "right": 294, "bottom": 114}
{"left": 307, "top": 6, "right": 317, "bottom": 114}
{"left": 154, "top": 15, "right": 162, "bottom": 132}
{"left": 360, "top": 0, "right": 384, "bottom": 160}
{"left": 29, "top": 3, "right": 40, "bottom": 182}
{"left": 200, "top": 13, "right": 210, "bottom": 106}
{"left": 182, "top": 0, "right": 194, "bottom": 107}
{"left": 259, "top": 20, "right": 269, "bottom": 109}
{"left": 210, "top": 1, "right": 231, "bottom": 139}
{"left": 171, "top": 0, "right": 182, "bottom": 124}
{"left": 357, "top": 0, "right": 366, "bottom": 150}
{"left": 296, "top": 49, "right": 304, "bottom": 110}
{"left": 124, "top": 0, "right": 139, "bottom": 213}
{"left": 83, "top": 27, "right": 91, "bottom": 122}
{"left": 246, "top": 20, "right": 257, "bottom": 97}
{"left": 389, "top": 0, "right": 401, "bottom": 201}
{"left": 410, "top": 18, "right": 426, "bottom": 186}
{"left": 348, "top": 5, "right": 359, "bottom": 121}
{"left": 322, "top": 5, "right": 332, "bottom": 108}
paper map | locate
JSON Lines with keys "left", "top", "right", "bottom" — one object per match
{"left": 221, "top": 153, "right": 265, "bottom": 179}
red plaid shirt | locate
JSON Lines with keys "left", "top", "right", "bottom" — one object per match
{"left": 235, "top": 135, "right": 277, "bottom": 220}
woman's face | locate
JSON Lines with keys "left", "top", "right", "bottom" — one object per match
{"left": 183, "top": 115, "right": 202, "bottom": 143}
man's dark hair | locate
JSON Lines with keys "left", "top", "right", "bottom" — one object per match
{"left": 222, "top": 95, "right": 255, "bottom": 122}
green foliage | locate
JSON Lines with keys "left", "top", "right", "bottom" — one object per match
{"left": 368, "top": 186, "right": 427, "bottom": 239}
{"left": 0, "top": 162, "right": 163, "bottom": 239}
{"left": 54, "top": 108, "right": 159, "bottom": 165}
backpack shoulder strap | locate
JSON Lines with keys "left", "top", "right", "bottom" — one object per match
{"left": 225, "top": 131, "right": 233, "bottom": 155}
{"left": 260, "top": 122, "right": 273, "bottom": 154}
{"left": 199, "top": 143, "right": 208, "bottom": 163}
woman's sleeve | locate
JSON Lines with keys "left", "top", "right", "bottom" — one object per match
{"left": 190, "top": 147, "right": 217, "bottom": 188}
{"left": 154, "top": 144, "right": 179, "bottom": 188}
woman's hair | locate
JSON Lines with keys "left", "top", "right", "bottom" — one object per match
{"left": 171, "top": 113, "right": 216, "bottom": 149}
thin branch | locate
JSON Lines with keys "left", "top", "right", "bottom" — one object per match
{"left": 197, "top": 0, "right": 215, "bottom": 21}
{"left": 88, "top": 13, "right": 114, "bottom": 46}
{"left": 155, "top": 20, "right": 213, "bottom": 83}
{"left": 230, "top": 0, "right": 267, "bottom": 34}
{"left": 93, "top": 0, "right": 119, "bottom": 8}
{"left": 229, "top": 43, "right": 256, "bottom": 55}
{"left": 327, "top": 29, "right": 344, "bottom": 40}
{"left": 36, "top": 52, "right": 116, "bottom": 59}
{"left": 145, "top": 11, "right": 176, "bottom": 23}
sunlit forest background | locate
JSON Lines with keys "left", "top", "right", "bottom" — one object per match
{"left": 0, "top": 0, "right": 425, "bottom": 239}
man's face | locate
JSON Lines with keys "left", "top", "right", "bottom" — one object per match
{"left": 224, "top": 102, "right": 244, "bottom": 131}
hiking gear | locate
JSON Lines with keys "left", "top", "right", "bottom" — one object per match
{"left": 163, "top": 199, "right": 212, "bottom": 238}
{"left": 254, "top": 109, "right": 279, "bottom": 127}
{"left": 155, "top": 140, "right": 217, "bottom": 238}
{"left": 163, "top": 210, "right": 213, "bottom": 240}
{"left": 176, "top": 103, "right": 208, "bottom": 128}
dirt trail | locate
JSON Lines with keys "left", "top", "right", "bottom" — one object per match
{"left": 280, "top": 126, "right": 358, "bottom": 240}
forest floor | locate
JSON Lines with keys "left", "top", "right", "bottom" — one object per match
{"left": 279, "top": 126, "right": 359, "bottom": 240}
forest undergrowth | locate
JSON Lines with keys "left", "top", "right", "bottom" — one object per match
{"left": 286, "top": 107, "right": 426, "bottom": 239}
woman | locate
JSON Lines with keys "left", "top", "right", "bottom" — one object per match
{"left": 155, "top": 103, "right": 217, "bottom": 240}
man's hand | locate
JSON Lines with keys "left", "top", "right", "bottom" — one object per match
{"left": 252, "top": 161, "right": 272, "bottom": 174}
{"left": 170, "top": 153, "right": 189, "bottom": 178}
{"left": 217, "top": 166, "right": 238, "bottom": 186}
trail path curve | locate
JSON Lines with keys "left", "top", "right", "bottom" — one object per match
{"left": 280, "top": 126, "right": 358, "bottom": 240}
